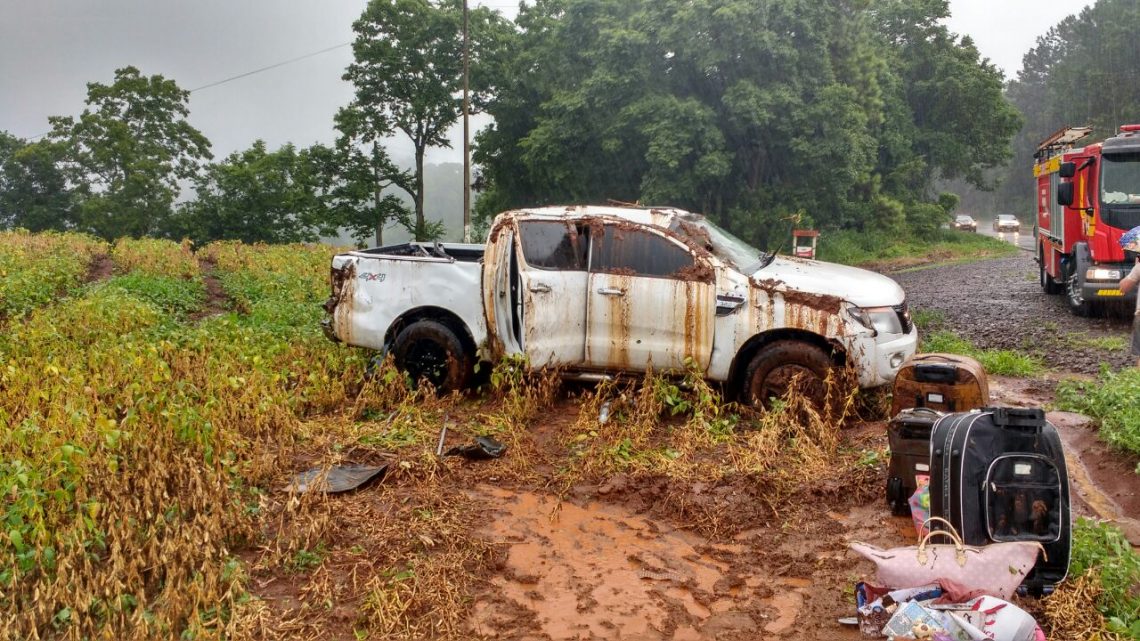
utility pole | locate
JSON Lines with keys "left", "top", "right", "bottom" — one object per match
{"left": 462, "top": 0, "right": 471, "bottom": 243}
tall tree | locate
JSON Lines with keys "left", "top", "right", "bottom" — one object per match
{"left": 991, "top": 0, "right": 1140, "bottom": 217}
{"left": 48, "top": 66, "right": 211, "bottom": 239}
{"left": 170, "top": 141, "right": 332, "bottom": 245}
{"left": 472, "top": 0, "right": 1019, "bottom": 247}
{"left": 0, "top": 132, "right": 75, "bottom": 231}
{"left": 341, "top": 0, "right": 510, "bottom": 241}
{"left": 328, "top": 107, "right": 416, "bottom": 246}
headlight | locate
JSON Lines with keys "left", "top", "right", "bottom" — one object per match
{"left": 1086, "top": 268, "right": 1122, "bottom": 281}
{"left": 848, "top": 304, "right": 904, "bottom": 336}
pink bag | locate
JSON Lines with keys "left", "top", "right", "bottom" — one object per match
{"left": 849, "top": 518, "right": 1045, "bottom": 600}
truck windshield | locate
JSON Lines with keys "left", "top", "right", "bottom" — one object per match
{"left": 1101, "top": 152, "right": 1140, "bottom": 206}
{"left": 673, "top": 214, "right": 770, "bottom": 273}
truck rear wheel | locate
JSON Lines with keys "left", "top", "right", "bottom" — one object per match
{"left": 391, "top": 319, "right": 472, "bottom": 392}
{"left": 1039, "top": 252, "right": 1062, "bottom": 295}
{"left": 743, "top": 340, "right": 832, "bottom": 410}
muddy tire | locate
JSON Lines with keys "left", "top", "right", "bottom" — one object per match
{"left": 1065, "top": 264, "right": 1092, "bottom": 317}
{"left": 743, "top": 340, "right": 832, "bottom": 408}
{"left": 1039, "top": 251, "right": 1062, "bottom": 295}
{"left": 391, "top": 320, "right": 472, "bottom": 392}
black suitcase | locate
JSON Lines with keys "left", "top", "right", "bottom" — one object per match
{"left": 886, "top": 407, "right": 942, "bottom": 516}
{"left": 929, "top": 407, "right": 1070, "bottom": 596}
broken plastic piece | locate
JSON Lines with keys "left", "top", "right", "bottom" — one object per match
{"left": 599, "top": 400, "right": 612, "bottom": 424}
{"left": 289, "top": 462, "right": 389, "bottom": 493}
{"left": 445, "top": 436, "right": 507, "bottom": 460}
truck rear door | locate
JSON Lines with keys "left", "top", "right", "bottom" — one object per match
{"left": 585, "top": 223, "right": 714, "bottom": 372}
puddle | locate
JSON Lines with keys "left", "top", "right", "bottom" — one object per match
{"left": 471, "top": 486, "right": 771, "bottom": 640}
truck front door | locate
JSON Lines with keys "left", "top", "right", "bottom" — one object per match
{"left": 585, "top": 223, "right": 715, "bottom": 372}
{"left": 514, "top": 220, "right": 590, "bottom": 368}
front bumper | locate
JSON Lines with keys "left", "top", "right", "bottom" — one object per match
{"left": 848, "top": 325, "right": 919, "bottom": 388}
{"left": 1080, "top": 279, "right": 1139, "bottom": 304}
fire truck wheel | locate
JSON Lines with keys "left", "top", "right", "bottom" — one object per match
{"left": 1039, "top": 253, "right": 1062, "bottom": 295}
{"left": 1065, "top": 265, "right": 1092, "bottom": 317}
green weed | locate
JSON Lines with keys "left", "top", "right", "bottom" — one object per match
{"left": 921, "top": 330, "right": 1044, "bottom": 377}
{"left": 910, "top": 308, "right": 946, "bottom": 332}
{"left": 817, "top": 228, "right": 1017, "bottom": 267}
{"left": 1057, "top": 368, "right": 1140, "bottom": 465}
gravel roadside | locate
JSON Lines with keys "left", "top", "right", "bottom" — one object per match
{"left": 890, "top": 251, "right": 1133, "bottom": 375}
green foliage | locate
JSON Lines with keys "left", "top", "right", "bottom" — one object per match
{"left": 0, "top": 133, "right": 74, "bottom": 232}
{"left": 288, "top": 543, "right": 329, "bottom": 573}
{"left": 100, "top": 274, "right": 205, "bottom": 318}
{"left": 47, "top": 66, "right": 212, "bottom": 240}
{"left": 1069, "top": 518, "right": 1140, "bottom": 636}
{"left": 169, "top": 140, "right": 334, "bottom": 245}
{"left": 921, "top": 330, "right": 1045, "bottom": 377}
{"left": 1057, "top": 367, "right": 1140, "bottom": 464}
{"left": 816, "top": 227, "right": 1017, "bottom": 266}
{"left": 0, "top": 230, "right": 106, "bottom": 318}
{"left": 475, "top": 0, "right": 1019, "bottom": 246}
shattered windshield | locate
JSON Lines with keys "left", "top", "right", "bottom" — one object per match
{"left": 672, "top": 213, "right": 770, "bottom": 273}
{"left": 1101, "top": 152, "right": 1140, "bottom": 205}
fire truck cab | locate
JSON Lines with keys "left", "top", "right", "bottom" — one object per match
{"left": 1035, "top": 124, "right": 1140, "bottom": 315}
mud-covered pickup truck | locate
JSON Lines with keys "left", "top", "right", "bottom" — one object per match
{"left": 322, "top": 205, "right": 917, "bottom": 403}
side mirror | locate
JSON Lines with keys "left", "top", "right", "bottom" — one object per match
{"left": 1059, "top": 162, "right": 1077, "bottom": 178}
{"left": 1057, "top": 182, "right": 1074, "bottom": 207}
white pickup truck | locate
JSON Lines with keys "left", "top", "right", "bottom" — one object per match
{"left": 322, "top": 205, "right": 917, "bottom": 403}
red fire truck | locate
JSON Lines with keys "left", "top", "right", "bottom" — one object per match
{"left": 1035, "top": 124, "right": 1140, "bottom": 315}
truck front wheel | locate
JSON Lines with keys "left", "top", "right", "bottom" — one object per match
{"left": 743, "top": 340, "right": 833, "bottom": 409}
{"left": 392, "top": 319, "right": 473, "bottom": 392}
{"left": 1065, "top": 263, "right": 1092, "bottom": 317}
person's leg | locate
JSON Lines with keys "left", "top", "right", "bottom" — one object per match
{"left": 1133, "top": 313, "right": 1140, "bottom": 367}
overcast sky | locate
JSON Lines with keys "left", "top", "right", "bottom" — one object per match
{"left": 0, "top": 0, "right": 1094, "bottom": 165}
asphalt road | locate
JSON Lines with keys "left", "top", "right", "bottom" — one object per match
{"left": 975, "top": 223, "right": 1035, "bottom": 251}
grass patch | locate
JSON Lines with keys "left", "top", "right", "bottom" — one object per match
{"left": 100, "top": 273, "right": 207, "bottom": 318}
{"left": 910, "top": 307, "right": 946, "bottom": 332}
{"left": 1057, "top": 368, "right": 1140, "bottom": 465}
{"left": 1063, "top": 333, "right": 1129, "bottom": 352}
{"left": 816, "top": 228, "right": 1017, "bottom": 268}
{"left": 921, "top": 330, "right": 1045, "bottom": 377}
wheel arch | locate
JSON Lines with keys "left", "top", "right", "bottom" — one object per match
{"left": 727, "top": 328, "right": 848, "bottom": 400}
{"left": 385, "top": 306, "right": 478, "bottom": 359}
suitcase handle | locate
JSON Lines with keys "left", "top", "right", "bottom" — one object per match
{"left": 986, "top": 407, "right": 1045, "bottom": 430}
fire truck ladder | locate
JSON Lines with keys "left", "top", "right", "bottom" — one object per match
{"left": 1034, "top": 125, "right": 1093, "bottom": 161}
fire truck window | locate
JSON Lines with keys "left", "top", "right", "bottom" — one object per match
{"left": 591, "top": 225, "right": 694, "bottom": 278}
{"left": 1102, "top": 153, "right": 1140, "bottom": 205}
{"left": 518, "top": 220, "right": 588, "bottom": 270}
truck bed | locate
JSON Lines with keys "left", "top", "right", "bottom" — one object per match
{"left": 351, "top": 242, "right": 485, "bottom": 263}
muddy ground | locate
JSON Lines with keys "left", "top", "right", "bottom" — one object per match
{"left": 248, "top": 251, "right": 1140, "bottom": 641}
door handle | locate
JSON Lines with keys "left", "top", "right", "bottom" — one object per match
{"left": 528, "top": 282, "right": 551, "bottom": 293}
{"left": 597, "top": 287, "right": 625, "bottom": 296}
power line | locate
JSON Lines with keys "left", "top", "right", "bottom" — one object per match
{"left": 24, "top": 41, "right": 353, "bottom": 140}
{"left": 188, "top": 41, "right": 351, "bottom": 93}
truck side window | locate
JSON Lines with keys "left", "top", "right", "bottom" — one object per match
{"left": 518, "top": 220, "right": 588, "bottom": 270}
{"left": 592, "top": 225, "right": 696, "bottom": 279}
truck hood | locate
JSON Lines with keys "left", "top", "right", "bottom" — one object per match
{"left": 751, "top": 256, "right": 906, "bottom": 307}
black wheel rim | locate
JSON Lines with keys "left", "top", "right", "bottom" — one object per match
{"left": 405, "top": 339, "right": 450, "bottom": 387}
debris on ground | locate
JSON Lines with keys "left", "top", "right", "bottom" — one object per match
{"left": 445, "top": 435, "right": 507, "bottom": 460}
{"left": 288, "top": 462, "right": 389, "bottom": 493}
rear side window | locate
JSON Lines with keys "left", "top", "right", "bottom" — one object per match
{"left": 518, "top": 220, "right": 588, "bottom": 270}
{"left": 592, "top": 225, "right": 697, "bottom": 279}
